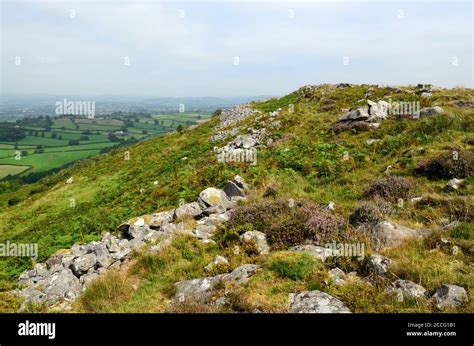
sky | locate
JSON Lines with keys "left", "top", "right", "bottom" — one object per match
{"left": 0, "top": 0, "right": 473, "bottom": 97}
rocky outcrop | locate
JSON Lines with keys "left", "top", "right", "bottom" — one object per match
{"left": 16, "top": 176, "right": 249, "bottom": 310}
{"left": 288, "top": 290, "right": 351, "bottom": 313}
{"left": 333, "top": 99, "right": 389, "bottom": 132}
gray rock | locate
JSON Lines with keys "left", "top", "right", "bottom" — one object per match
{"left": 174, "top": 276, "right": 225, "bottom": 304}
{"left": 289, "top": 245, "right": 332, "bottom": 262}
{"left": 367, "top": 100, "right": 389, "bottom": 122}
{"left": 198, "top": 187, "right": 231, "bottom": 209}
{"left": 288, "top": 290, "right": 351, "bottom": 313}
{"left": 43, "top": 268, "right": 82, "bottom": 301}
{"left": 240, "top": 231, "right": 269, "bottom": 254}
{"left": 233, "top": 175, "right": 248, "bottom": 191}
{"left": 204, "top": 255, "right": 229, "bottom": 273}
{"left": 45, "top": 254, "right": 64, "bottom": 269}
{"left": 366, "top": 254, "right": 392, "bottom": 275}
{"left": 223, "top": 180, "right": 245, "bottom": 199}
{"left": 71, "top": 253, "right": 97, "bottom": 276}
{"left": 149, "top": 210, "right": 175, "bottom": 228}
{"left": 415, "top": 106, "right": 444, "bottom": 118}
{"left": 329, "top": 268, "right": 347, "bottom": 286}
{"left": 175, "top": 202, "right": 202, "bottom": 219}
{"left": 446, "top": 178, "right": 463, "bottom": 191}
{"left": 432, "top": 284, "right": 468, "bottom": 309}
{"left": 370, "top": 221, "right": 427, "bottom": 249}
{"left": 338, "top": 107, "right": 369, "bottom": 122}
{"left": 203, "top": 204, "right": 227, "bottom": 215}
{"left": 222, "top": 264, "right": 260, "bottom": 284}
{"left": 388, "top": 280, "right": 426, "bottom": 299}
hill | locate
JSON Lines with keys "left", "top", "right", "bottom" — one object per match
{"left": 0, "top": 83, "right": 472, "bottom": 313}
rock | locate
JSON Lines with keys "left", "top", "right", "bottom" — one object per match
{"left": 173, "top": 264, "right": 259, "bottom": 304}
{"left": 415, "top": 106, "right": 444, "bottom": 118}
{"left": 45, "top": 254, "right": 63, "bottom": 270}
{"left": 43, "top": 268, "right": 82, "bottom": 301}
{"left": 190, "top": 224, "right": 216, "bottom": 240}
{"left": 149, "top": 210, "right": 175, "bottom": 228}
{"left": 94, "top": 244, "right": 114, "bottom": 269}
{"left": 71, "top": 253, "right": 97, "bottom": 276}
{"left": 388, "top": 280, "right": 426, "bottom": 299}
{"left": 240, "top": 231, "right": 270, "bottom": 254}
{"left": 233, "top": 175, "right": 248, "bottom": 191}
{"left": 366, "top": 254, "right": 392, "bottom": 275}
{"left": 289, "top": 245, "right": 332, "bottom": 262}
{"left": 446, "top": 178, "right": 463, "bottom": 191}
{"left": 223, "top": 181, "right": 245, "bottom": 199}
{"left": 80, "top": 272, "right": 99, "bottom": 289}
{"left": 222, "top": 264, "right": 260, "bottom": 284}
{"left": 198, "top": 188, "right": 231, "bottom": 210}
{"left": 367, "top": 100, "right": 389, "bottom": 122}
{"left": 204, "top": 256, "right": 229, "bottom": 273}
{"left": 338, "top": 107, "right": 369, "bottom": 122}
{"left": 203, "top": 205, "right": 227, "bottom": 215}
{"left": 370, "top": 221, "right": 427, "bottom": 249}
{"left": 203, "top": 213, "right": 229, "bottom": 226}
{"left": 288, "top": 290, "right": 351, "bottom": 313}
{"left": 432, "top": 284, "right": 468, "bottom": 309}
{"left": 421, "top": 92, "right": 432, "bottom": 97}
{"left": 366, "top": 139, "right": 380, "bottom": 145}
{"left": 329, "top": 268, "right": 347, "bottom": 286}
{"left": 175, "top": 202, "right": 202, "bottom": 219}
{"left": 128, "top": 218, "right": 148, "bottom": 239}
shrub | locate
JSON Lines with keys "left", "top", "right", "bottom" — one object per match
{"left": 349, "top": 199, "right": 392, "bottom": 226}
{"left": 364, "top": 175, "right": 413, "bottom": 202}
{"left": 415, "top": 150, "right": 474, "bottom": 179}
{"left": 228, "top": 198, "right": 348, "bottom": 250}
{"left": 268, "top": 253, "right": 316, "bottom": 280}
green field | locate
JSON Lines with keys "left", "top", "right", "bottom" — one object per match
{"left": 0, "top": 164, "right": 31, "bottom": 179}
{"left": 0, "top": 113, "right": 211, "bottom": 178}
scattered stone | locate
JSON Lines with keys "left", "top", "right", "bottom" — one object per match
{"left": 387, "top": 280, "right": 426, "bottom": 299}
{"left": 338, "top": 107, "right": 369, "bottom": 122}
{"left": 414, "top": 106, "right": 444, "bottom": 118}
{"left": 329, "top": 268, "right": 347, "bottom": 286}
{"left": 71, "top": 253, "right": 97, "bottom": 276}
{"left": 198, "top": 187, "right": 231, "bottom": 210}
{"left": 240, "top": 231, "right": 269, "bottom": 254}
{"left": 288, "top": 290, "right": 351, "bottom": 313}
{"left": 446, "top": 178, "right": 463, "bottom": 191}
{"left": 366, "top": 254, "right": 392, "bottom": 275}
{"left": 432, "top": 285, "right": 468, "bottom": 309}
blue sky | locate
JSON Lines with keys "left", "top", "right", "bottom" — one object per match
{"left": 1, "top": 0, "right": 472, "bottom": 97}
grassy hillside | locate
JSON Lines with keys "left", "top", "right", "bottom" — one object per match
{"left": 0, "top": 84, "right": 472, "bottom": 313}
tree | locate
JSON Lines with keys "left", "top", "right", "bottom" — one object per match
{"left": 69, "top": 139, "right": 80, "bottom": 145}
{"left": 176, "top": 124, "right": 183, "bottom": 133}
{"left": 142, "top": 130, "right": 148, "bottom": 135}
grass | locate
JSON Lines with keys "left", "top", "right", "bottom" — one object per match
{"left": 0, "top": 84, "right": 472, "bottom": 313}
{"left": 0, "top": 165, "right": 31, "bottom": 179}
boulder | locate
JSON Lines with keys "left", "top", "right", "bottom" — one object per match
{"left": 175, "top": 202, "right": 202, "bottom": 219}
{"left": 149, "top": 210, "right": 175, "bottom": 228}
{"left": 222, "top": 264, "right": 260, "bottom": 284}
{"left": 289, "top": 245, "right": 332, "bottom": 262}
{"left": 240, "top": 231, "right": 270, "bottom": 254}
{"left": 432, "top": 284, "right": 468, "bottom": 309}
{"left": 233, "top": 175, "right": 248, "bottom": 191}
{"left": 370, "top": 221, "right": 426, "bottom": 249}
{"left": 367, "top": 100, "right": 389, "bottom": 122}
{"left": 288, "top": 290, "right": 351, "bottom": 313}
{"left": 223, "top": 181, "right": 245, "bottom": 199}
{"left": 338, "top": 107, "right": 369, "bottom": 122}
{"left": 415, "top": 106, "right": 444, "bottom": 118}
{"left": 71, "top": 253, "right": 97, "bottom": 276}
{"left": 174, "top": 276, "right": 226, "bottom": 304}
{"left": 366, "top": 254, "right": 392, "bottom": 275}
{"left": 388, "top": 280, "right": 426, "bottom": 299}
{"left": 198, "top": 188, "right": 231, "bottom": 210}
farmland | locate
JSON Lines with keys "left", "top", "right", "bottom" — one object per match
{"left": 0, "top": 112, "right": 211, "bottom": 180}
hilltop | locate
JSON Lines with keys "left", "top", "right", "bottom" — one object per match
{"left": 0, "top": 83, "right": 472, "bottom": 313}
